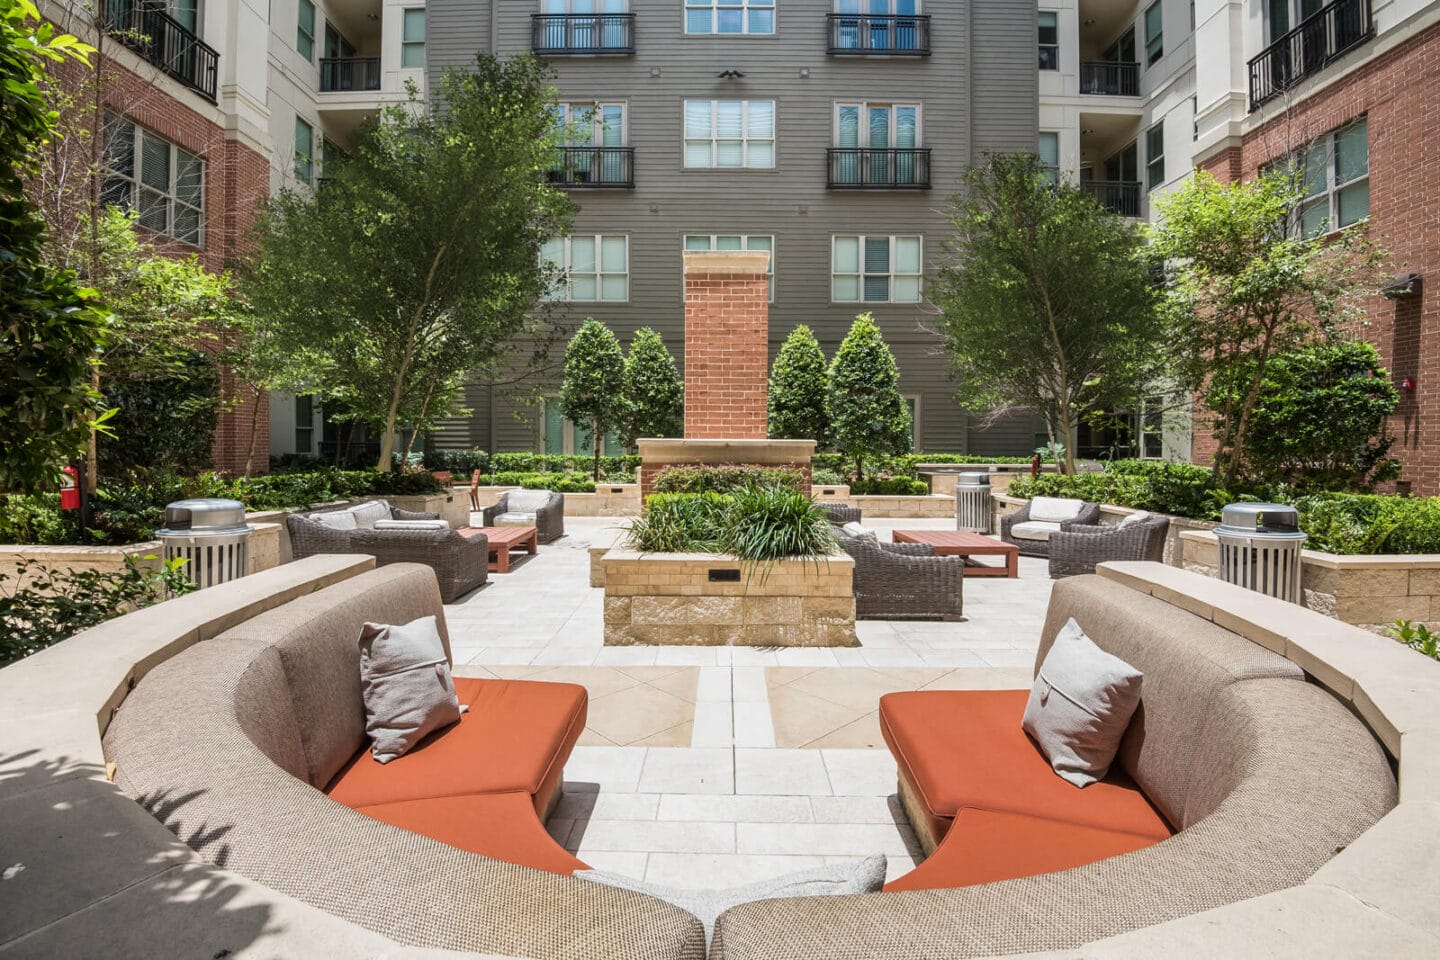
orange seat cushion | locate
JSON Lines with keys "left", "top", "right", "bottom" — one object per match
{"left": 355, "top": 790, "right": 589, "bottom": 876}
{"left": 883, "top": 808, "right": 1162, "bottom": 891}
{"left": 879, "top": 689, "right": 1171, "bottom": 840}
{"left": 326, "top": 677, "right": 587, "bottom": 813}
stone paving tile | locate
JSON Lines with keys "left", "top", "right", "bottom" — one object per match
{"left": 734, "top": 748, "right": 833, "bottom": 796}
{"left": 643, "top": 853, "right": 828, "bottom": 888}
{"left": 810, "top": 795, "right": 907, "bottom": 825}
{"left": 736, "top": 822, "right": 916, "bottom": 857}
{"left": 821, "top": 750, "right": 897, "bottom": 797}
{"left": 570, "top": 820, "right": 735, "bottom": 855}
{"left": 657, "top": 795, "right": 814, "bottom": 824}
{"left": 637, "top": 747, "right": 735, "bottom": 794}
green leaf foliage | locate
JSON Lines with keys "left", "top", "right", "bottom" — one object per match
{"left": 620, "top": 327, "right": 683, "bottom": 447}
{"left": 768, "top": 324, "right": 829, "bottom": 444}
{"left": 98, "top": 349, "right": 219, "bottom": 476}
{"left": 560, "top": 318, "right": 626, "bottom": 479}
{"left": 825, "top": 313, "right": 911, "bottom": 480}
{"left": 654, "top": 465, "right": 804, "bottom": 495}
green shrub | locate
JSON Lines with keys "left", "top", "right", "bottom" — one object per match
{"left": 849, "top": 477, "right": 930, "bottom": 496}
{"left": 811, "top": 468, "right": 847, "bottom": 487}
{"left": 0, "top": 494, "right": 69, "bottom": 545}
{"left": 628, "top": 493, "right": 731, "bottom": 553}
{"left": 1388, "top": 620, "right": 1440, "bottom": 661}
{"left": 654, "top": 465, "right": 804, "bottom": 495}
{"left": 472, "top": 471, "right": 595, "bottom": 493}
{"left": 722, "top": 484, "right": 839, "bottom": 574}
{"left": 99, "top": 349, "right": 219, "bottom": 477}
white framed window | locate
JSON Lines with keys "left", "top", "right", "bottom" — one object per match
{"left": 834, "top": 102, "right": 921, "bottom": 148}
{"left": 685, "top": 0, "right": 775, "bottom": 35}
{"left": 1144, "top": 1, "right": 1163, "bottom": 65}
{"left": 540, "top": 235, "right": 629, "bottom": 302}
{"left": 1038, "top": 11, "right": 1058, "bottom": 69}
{"left": 100, "top": 112, "right": 204, "bottom": 247}
{"left": 294, "top": 116, "right": 314, "bottom": 185}
{"left": 297, "top": 0, "right": 316, "bottom": 60}
{"left": 1293, "top": 117, "right": 1369, "bottom": 236}
{"left": 542, "top": 0, "right": 629, "bottom": 10}
{"left": 684, "top": 100, "right": 775, "bottom": 169}
{"left": 832, "top": 235, "right": 922, "bottom": 303}
{"left": 1038, "top": 131, "right": 1060, "bottom": 184}
{"left": 551, "top": 102, "right": 627, "bottom": 146}
{"left": 401, "top": 8, "right": 426, "bottom": 67}
{"left": 1145, "top": 120, "right": 1165, "bottom": 191}
{"left": 684, "top": 234, "right": 775, "bottom": 301}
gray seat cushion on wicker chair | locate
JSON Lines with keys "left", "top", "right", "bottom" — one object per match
{"left": 1009, "top": 520, "right": 1062, "bottom": 541}
{"left": 493, "top": 511, "right": 538, "bottom": 526}
{"left": 506, "top": 490, "right": 554, "bottom": 512}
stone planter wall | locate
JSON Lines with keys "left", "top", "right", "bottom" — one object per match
{"left": 602, "top": 549, "right": 856, "bottom": 646}
{"left": 566, "top": 484, "right": 641, "bottom": 517}
{"left": 1181, "top": 530, "right": 1440, "bottom": 633}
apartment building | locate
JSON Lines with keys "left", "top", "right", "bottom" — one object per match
{"left": 424, "top": 1, "right": 1041, "bottom": 457}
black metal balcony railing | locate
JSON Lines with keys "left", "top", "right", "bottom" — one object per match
{"left": 532, "top": 13, "right": 635, "bottom": 55}
{"left": 827, "top": 148, "right": 932, "bottom": 190}
{"left": 548, "top": 146, "right": 635, "bottom": 188}
{"left": 104, "top": 1, "right": 218, "bottom": 102}
{"left": 1248, "top": 0, "right": 1371, "bottom": 110}
{"left": 827, "top": 14, "right": 931, "bottom": 56}
{"left": 1080, "top": 60, "right": 1140, "bottom": 96}
{"left": 319, "top": 57, "right": 381, "bottom": 93}
{"left": 1082, "top": 180, "right": 1143, "bottom": 218}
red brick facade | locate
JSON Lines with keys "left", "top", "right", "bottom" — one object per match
{"left": 682, "top": 254, "right": 771, "bottom": 440}
{"left": 1193, "top": 23, "right": 1440, "bottom": 493}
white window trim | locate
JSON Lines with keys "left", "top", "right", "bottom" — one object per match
{"left": 683, "top": 234, "right": 775, "bottom": 302}
{"left": 542, "top": 0, "right": 630, "bottom": 11}
{"left": 1292, "top": 118, "right": 1369, "bottom": 236}
{"left": 543, "top": 234, "right": 630, "bottom": 303}
{"left": 832, "top": 102, "right": 923, "bottom": 147}
{"left": 1143, "top": 1, "right": 1163, "bottom": 65}
{"left": 102, "top": 113, "right": 205, "bottom": 248}
{"left": 683, "top": 99, "right": 777, "bottom": 170}
{"left": 683, "top": 0, "right": 776, "bottom": 36}
{"left": 294, "top": 116, "right": 315, "bottom": 186}
{"left": 1038, "top": 130, "right": 1060, "bottom": 183}
{"left": 553, "top": 102, "right": 628, "bottom": 146}
{"left": 831, "top": 234, "right": 924, "bottom": 304}
{"left": 1038, "top": 9, "right": 1059, "bottom": 70}
{"left": 297, "top": 0, "right": 316, "bottom": 61}
{"left": 401, "top": 7, "right": 426, "bottom": 68}
{"left": 904, "top": 394, "right": 922, "bottom": 452}
{"left": 1145, "top": 120, "right": 1165, "bottom": 191}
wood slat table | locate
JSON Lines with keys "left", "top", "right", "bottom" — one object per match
{"left": 458, "top": 525, "right": 539, "bottom": 573}
{"left": 891, "top": 530, "right": 1020, "bottom": 578}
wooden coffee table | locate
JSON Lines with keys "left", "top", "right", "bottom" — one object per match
{"left": 891, "top": 530, "right": 1019, "bottom": 578}
{"left": 459, "top": 525, "right": 539, "bottom": 573}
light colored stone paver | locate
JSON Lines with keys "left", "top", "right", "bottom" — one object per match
{"left": 734, "top": 748, "right": 833, "bottom": 796}
{"left": 643, "top": 853, "right": 828, "bottom": 888}
{"left": 637, "top": 747, "right": 735, "bottom": 794}
{"left": 657, "top": 795, "right": 814, "bottom": 824}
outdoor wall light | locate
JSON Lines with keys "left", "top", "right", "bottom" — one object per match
{"left": 799, "top": 67, "right": 810, "bottom": 78}
{"left": 717, "top": 68, "right": 746, "bottom": 80}
{"left": 1382, "top": 272, "right": 1423, "bottom": 300}
{"left": 649, "top": 67, "right": 661, "bottom": 78}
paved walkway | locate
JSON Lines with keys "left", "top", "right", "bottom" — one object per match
{"left": 447, "top": 517, "right": 1054, "bottom": 888}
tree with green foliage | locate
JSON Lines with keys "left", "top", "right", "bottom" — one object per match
{"left": 934, "top": 152, "right": 1165, "bottom": 475}
{"left": 768, "top": 324, "right": 829, "bottom": 445}
{"left": 0, "top": 0, "right": 108, "bottom": 494}
{"left": 560, "top": 319, "right": 626, "bottom": 480}
{"left": 825, "top": 314, "right": 911, "bottom": 480}
{"left": 1149, "top": 169, "right": 1386, "bottom": 486}
{"left": 1213, "top": 338, "right": 1399, "bottom": 491}
{"left": 242, "top": 55, "right": 574, "bottom": 471}
{"left": 620, "top": 327, "right": 683, "bottom": 448}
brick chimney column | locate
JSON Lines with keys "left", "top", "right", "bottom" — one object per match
{"left": 682, "top": 250, "right": 771, "bottom": 440}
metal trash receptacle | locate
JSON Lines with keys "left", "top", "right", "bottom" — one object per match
{"left": 1215, "top": 503, "right": 1306, "bottom": 603}
{"left": 156, "top": 498, "right": 254, "bottom": 589}
{"left": 955, "top": 471, "right": 993, "bottom": 534}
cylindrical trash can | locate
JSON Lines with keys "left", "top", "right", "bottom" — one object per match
{"left": 955, "top": 472, "right": 993, "bottom": 534}
{"left": 1215, "top": 503, "right": 1306, "bottom": 604}
{"left": 156, "top": 499, "right": 254, "bottom": 589}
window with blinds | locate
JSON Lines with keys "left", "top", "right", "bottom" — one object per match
{"left": 540, "top": 235, "right": 629, "bottom": 302}
{"left": 101, "top": 112, "right": 204, "bottom": 247}
{"left": 685, "top": 0, "right": 775, "bottom": 34}
{"left": 832, "top": 235, "right": 922, "bottom": 303}
{"left": 684, "top": 100, "right": 776, "bottom": 168}
{"left": 684, "top": 234, "right": 775, "bottom": 300}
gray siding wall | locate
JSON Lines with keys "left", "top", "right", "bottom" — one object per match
{"left": 426, "top": 0, "right": 1038, "bottom": 454}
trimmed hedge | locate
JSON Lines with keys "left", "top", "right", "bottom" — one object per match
{"left": 425, "top": 449, "right": 640, "bottom": 479}
{"left": 849, "top": 477, "right": 930, "bottom": 496}
{"left": 473, "top": 472, "right": 596, "bottom": 493}
{"left": 654, "top": 465, "right": 804, "bottom": 495}
{"left": 810, "top": 452, "right": 1031, "bottom": 478}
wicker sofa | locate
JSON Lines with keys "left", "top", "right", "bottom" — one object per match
{"left": 1000, "top": 497, "right": 1101, "bottom": 557}
{"left": 708, "top": 571, "right": 1396, "bottom": 958}
{"left": 817, "top": 501, "right": 861, "bottom": 525}
{"left": 1048, "top": 514, "right": 1171, "bottom": 578}
{"left": 103, "top": 564, "right": 706, "bottom": 960}
{"left": 287, "top": 501, "right": 486, "bottom": 602}
{"left": 837, "top": 534, "right": 965, "bottom": 621}
{"left": 483, "top": 489, "right": 566, "bottom": 544}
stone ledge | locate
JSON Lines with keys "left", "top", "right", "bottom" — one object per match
{"left": 636, "top": 437, "right": 816, "bottom": 465}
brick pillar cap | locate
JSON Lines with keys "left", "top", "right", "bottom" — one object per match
{"left": 683, "top": 250, "right": 771, "bottom": 275}
{"left": 637, "top": 438, "right": 815, "bottom": 465}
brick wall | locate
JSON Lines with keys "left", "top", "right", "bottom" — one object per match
{"left": 682, "top": 251, "right": 771, "bottom": 440}
{"left": 1192, "top": 23, "right": 1440, "bottom": 492}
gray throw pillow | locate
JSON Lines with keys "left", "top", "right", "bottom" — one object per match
{"left": 358, "top": 616, "right": 462, "bottom": 764}
{"left": 310, "top": 510, "right": 357, "bottom": 531}
{"left": 1022, "top": 617, "right": 1143, "bottom": 788}
{"left": 576, "top": 855, "right": 886, "bottom": 945}
{"left": 348, "top": 499, "right": 392, "bottom": 529}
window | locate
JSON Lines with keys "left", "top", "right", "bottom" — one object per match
{"left": 833, "top": 102, "right": 922, "bottom": 184}
{"left": 1038, "top": 11, "right": 1059, "bottom": 70}
{"left": 1038, "top": 132, "right": 1060, "bottom": 184}
{"left": 684, "top": 100, "right": 775, "bottom": 169}
{"left": 1265, "top": 0, "right": 1326, "bottom": 41}
{"left": 1292, "top": 118, "right": 1369, "bottom": 236}
{"left": 684, "top": 235, "right": 775, "bottom": 300}
{"left": 295, "top": 395, "right": 314, "bottom": 455}
{"left": 551, "top": 102, "right": 626, "bottom": 146}
{"left": 540, "top": 235, "right": 629, "bottom": 301}
{"left": 297, "top": 0, "right": 315, "bottom": 60}
{"left": 402, "top": 8, "right": 426, "bottom": 67}
{"left": 542, "top": 399, "right": 622, "bottom": 456}
{"left": 1144, "top": 2, "right": 1163, "bottom": 65}
{"left": 1145, "top": 121, "right": 1164, "bottom": 191}
{"left": 685, "top": 0, "right": 774, "bottom": 35}
{"left": 100, "top": 113, "right": 204, "bottom": 246}
{"left": 832, "top": 235, "right": 922, "bottom": 303}
{"left": 294, "top": 117, "right": 314, "bottom": 185}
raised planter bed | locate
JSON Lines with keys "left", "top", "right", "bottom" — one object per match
{"left": 602, "top": 548, "right": 857, "bottom": 646}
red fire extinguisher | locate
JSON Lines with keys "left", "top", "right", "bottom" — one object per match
{"left": 1030, "top": 453, "right": 1041, "bottom": 477}
{"left": 60, "top": 464, "right": 80, "bottom": 510}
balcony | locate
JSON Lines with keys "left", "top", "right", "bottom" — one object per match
{"left": 320, "top": 57, "right": 381, "bottom": 93}
{"left": 1249, "top": 0, "right": 1371, "bottom": 110}
{"left": 1081, "top": 180, "right": 1142, "bottom": 218}
{"left": 104, "top": 1, "right": 218, "bottom": 102}
{"left": 548, "top": 146, "right": 635, "bottom": 188}
{"left": 1080, "top": 61, "right": 1140, "bottom": 97}
{"left": 531, "top": 13, "right": 635, "bottom": 55}
{"left": 827, "top": 14, "right": 931, "bottom": 56}
{"left": 827, "top": 148, "right": 932, "bottom": 190}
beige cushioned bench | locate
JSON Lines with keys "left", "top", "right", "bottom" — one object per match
{"left": 709, "top": 574, "right": 1397, "bottom": 958}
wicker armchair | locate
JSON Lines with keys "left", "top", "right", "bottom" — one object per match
{"left": 839, "top": 536, "right": 965, "bottom": 621}
{"left": 1000, "top": 501, "right": 1101, "bottom": 558}
{"left": 482, "top": 490, "right": 565, "bottom": 544}
{"left": 817, "top": 502, "right": 861, "bottom": 525}
{"left": 285, "top": 514, "right": 488, "bottom": 603}
{"left": 1047, "top": 515, "right": 1171, "bottom": 578}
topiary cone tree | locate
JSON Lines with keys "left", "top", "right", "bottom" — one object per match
{"left": 560, "top": 318, "right": 626, "bottom": 481}
{"left": 826, "top": 313, "right": 912, "bottom": 481}
{"left": 768, "top": 324, "right": 829, "bottom": 445}
{"left": 620, "top": 327, "right": 683, "bottom": 449}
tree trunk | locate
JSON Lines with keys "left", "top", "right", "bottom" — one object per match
{"left": 244, "top": 383, "right": 261, "bottom": 477}
{"left": 376, "top": 245, "right": 447, "bottom": 472}
{"left": 592, "top": 419, "right": 603, "bottom": 482}
{"left": 854, "top": 454, "right": 864, "bottom": 484}
{"left": 1221, "top": 320, "right": 1280, "bottom": 487}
